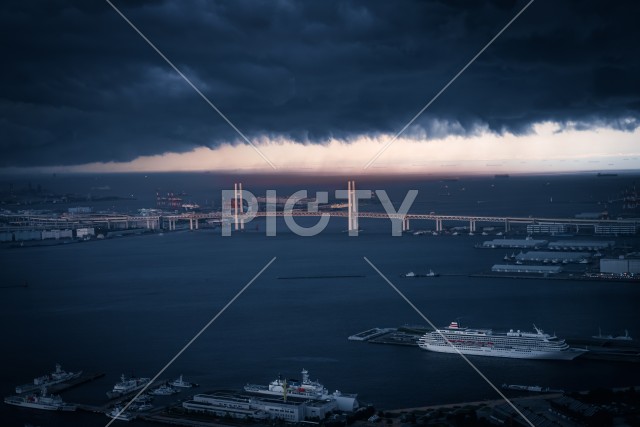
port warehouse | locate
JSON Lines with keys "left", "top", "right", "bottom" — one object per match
{"left": 526, "top": 223, "right": 637, "bottom": 235}
{"left": 491, "top": 264, "right": 563, "bottom": 274}
{"left": 515, "top": 251, "right": 590, "bottom": 263}
{"left": 482, "top": 239, "right": 548, "bottom": 249}
{"left": 0, "top": 228, "right": 94, "bottom": 242}
{"left": 600, "top": 258, "right": 640, "bottom": 274}
{"left": 490, "top": 395, "right": 607, "bottom": 427}
{"left": 182, "top": 392, "right": 338, "bottom": 422}
{"left": 482, "top": 239, "right": 618, "bottom": 250}
{"left": 547, "top": 240, "right": 614, "bottom": 251}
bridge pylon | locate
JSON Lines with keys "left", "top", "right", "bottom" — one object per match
{"left": 234, "top": 183, "right": 244, "bottom": 230}
{"left": 348, "top": 180, "right": 358, "bottom": 232}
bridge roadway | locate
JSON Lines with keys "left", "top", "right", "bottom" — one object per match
{"left": 1, "top": 211, "right": 638, "bottom": 233}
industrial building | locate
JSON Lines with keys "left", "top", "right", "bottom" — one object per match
{"left": 547, "top": 240, "right": 614, "bottom": 251}
{"left": 600, "top": 258, "right": 640, "bottom": 275}
{"left": 594, "top": 224, "right": 637, "bottom": 235}
{"left": 76, "top": 227, "right": 95, "bottom": 238}
{"left": 41, "top": 229, "right": 73, "bottom": 240}
{"left": 491, "top": 264, "right": 562, "bottom": 274}
{"left": 183, "top": 393, "right": 270, "bottom": 421}
{"left": 68, "top": 206, "right": 92, "bottom": 214}
{"left": 482, "top": 239, "right": 547, "bottom": 249}
{"left": 526, "top": 223, "right": 567, "bottom": 234}
{"left": 12, "top": 230, "right": 42, "bottom": 241}
{"left": 182, "top": 391, "right": 338, "bottom": 422}
{"left": 515, "top": 251, "right": 590, "bottom": 263}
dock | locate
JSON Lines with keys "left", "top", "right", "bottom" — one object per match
{"left": 49, "top": 372, "right": 105, "bottom": 394}
{"left": 140, "top": 414, "right": 230, "bottom": 427}
{"left": 277, "top": 274, "right": 366, "bottom": 280}
{"left": 349, "top": 326, "right": 640, "bottom": 362}
{"left": 348, "top": 327, "right": 396, "bottom": 341}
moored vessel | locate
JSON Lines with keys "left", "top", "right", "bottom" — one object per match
{"left": 107, "top": 374, "right": 151, "bottom": 398}
{"left": 502, "top": 384, "right": 565, "bottom": 393}
{"left": 170, "top": 374, "right": 197, "bottom": 388}
{"left": 244, "top": 369, "right": 358, "bottom": 412}
{"left": 106, "top": 406, "right": 134, "bottom": 421}
{"left": 418, "top": 321, "right": 586, "bottom": 360}
{"left": 592, "top": 328, "right": 633, "bottom": 341}
{"left": 150, "top": 384, "right": 179, "bottom": 396}
{"left": 4, "top": 387, "right": 76, "bottom": 411}
{"left": 15, "top": 364, "right": 82, "bottom": 394}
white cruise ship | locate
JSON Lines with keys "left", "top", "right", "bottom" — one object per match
{"left": 418, "top": 321, "right": 586, "bottom": 360}
{"left": 244, "top": 369, "right": 358, "bottom": 412}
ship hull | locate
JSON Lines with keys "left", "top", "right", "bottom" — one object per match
{"left": 244, "top": 386, "right": 358, "bottom": 412}
{"left": 4, "top": 397, "right": 76, "bottom": 411}
{"left": 419, "top": 343, "right": 585, "bottom": 360}
{"left": 108, "top": 379, "right": 150, "bottom": 399}
{"left": 15, "top": 371, "right": 82, "bottom": 394}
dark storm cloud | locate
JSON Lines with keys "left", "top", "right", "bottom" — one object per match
{"left": 1, "top": 0, "right": 639, "bottom": 167}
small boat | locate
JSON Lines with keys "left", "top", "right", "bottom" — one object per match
{"left": 593, "top": 328, "right": 633, "bottom": 341}
{"left": 107, "top": 406, "right": 134, "bottom": 421}
{"left": 579, "top": 259, "right": 589, "bottom": 264}
{"left": 402, "top": 270, "right": 439, "bottom": 278}
{"left": 133, "top": 394, "right": 153, "bottom": 403}
{"left": 614, "top": 330, "right": 633, "bottom": 341}
{"left": 503, "top": 254, "right": 510, "bottom": 261}
{"left": 136, "top": 403, "right": 153, "bottom": 412}
{"left": 425, "top": 269, "right": 439, "bottom": 277}
{"left": 169, "top": 375, "right": 197, "bottom": 388}
{"left": 150, "top": 384, "right": 179, "bottom": 396}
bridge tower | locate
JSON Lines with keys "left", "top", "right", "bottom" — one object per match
{"left": 348, "top": 180, "right": 358, "bottom": 232}
{"left": 234, "top": 183, "right": 244, "bottom": 230}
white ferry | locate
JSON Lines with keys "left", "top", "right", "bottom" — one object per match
{"left": 244, "top": 369, "right": 358, "bottom": 412}
{"left": 15, "top": 364, "right": 82, "bottom": 394}
{"left": 418, "top": 321, "right": 587, "bottom": 360}
{"left": 107, "top": 374, "right": 151, "bottom": 398}
{"left": 4, "top": 387, "right": 76, "bottom": 411}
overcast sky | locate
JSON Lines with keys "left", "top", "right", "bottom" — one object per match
{"left": 2, "top": 0, "right": 639, "bottom": 173}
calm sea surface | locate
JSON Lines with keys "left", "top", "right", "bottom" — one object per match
{"left": 1, "top": 173, "right": 640, "bottom": 426}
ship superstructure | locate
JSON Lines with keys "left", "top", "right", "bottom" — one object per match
{"left": 244, "top": 369, "right": 358, "bottom": 412}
